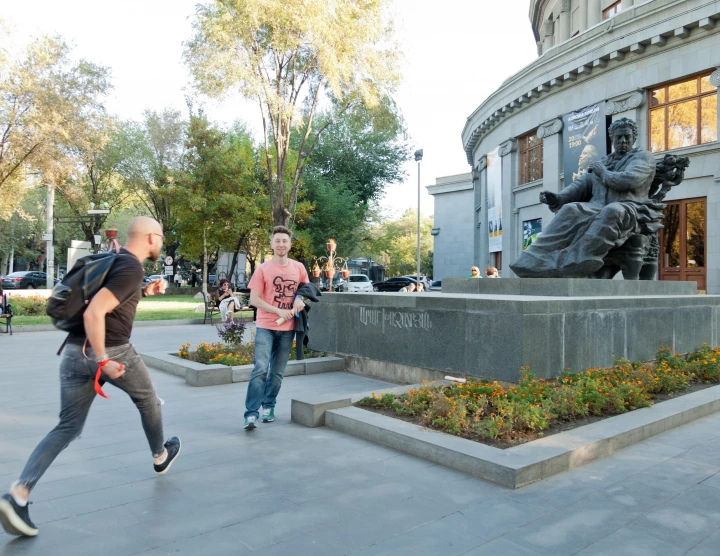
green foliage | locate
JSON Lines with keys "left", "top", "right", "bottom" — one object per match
{"left": 7, "top": 296, "right": 47, "bottom": 316}
{"left": 298, "top": 100, "right": 410, "bottom": 259}
{"left": 357, "top": 345, "right": 720, "bottom": 444}
{"left": 184, "top": 0, "right": 401, "bottom": 227}
{"left": 361, "top": 209, "right": 434, "bottom": 276}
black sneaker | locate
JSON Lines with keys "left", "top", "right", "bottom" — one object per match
{"left": 154, "top": 437, "right": 182, "bottom": 476}
{"left": 0, "top": 493, "right": 38, "bottom": 537}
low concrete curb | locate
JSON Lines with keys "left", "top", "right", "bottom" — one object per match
{"left": 294, "top": 383, "right": 720, "bottom": 489}
{"left": 290, "top": 382, "right": 450, "bottom": 427}
{"left": 140, "top": 351, "right": 345, "bottom": 387}
{"left": 12, "top": 319, "right": 206, "bottom": 334}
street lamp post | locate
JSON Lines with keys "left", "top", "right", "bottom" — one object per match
{"left": 414, "top": 149, "right": 423, "bottom": 285}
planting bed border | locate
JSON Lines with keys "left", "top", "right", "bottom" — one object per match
{"left": 290, "top": 383, "right": 720, "bottom": 489}
{"left": 139, "top": 351, "right": 345, "bottom": 387}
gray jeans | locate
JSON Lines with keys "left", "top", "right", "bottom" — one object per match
{"left": 16, "top": 343, "right": 165, "bottom": 493}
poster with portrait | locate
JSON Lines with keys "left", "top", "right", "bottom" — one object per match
{"left": 562, "top": 101, "right": 610, "bottom": 186}
{"left": 486, "top": 147, "right": 502, "bottom": 253}
{"left": 522, "top": 218, "right": 542, "bottom": 250}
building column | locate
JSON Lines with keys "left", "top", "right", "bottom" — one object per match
{"left": 623, "top": 0, "right": 634, "bottom": 7}
{"left": 588, "top": 0, "right": 602, "bottom": 27}
{"left": 475, "top": 156, "right": 489, "bottom": 272}
{"left": 578, "top": 0, "right": 588, "bottom": 34}
{"left": 708, "top": 69, "right": 720, "bottom": 294}
{"left": 542, "top": 20, "right": 555, "bottom": 54}
{"left": 558, "top": 0, "right": 571, "bottom": 42}
{"left": 537, "top": 118, "right": 564, "bottom": 235}
{"left": 499, "top": 139, "right": 518, "bottom": 277}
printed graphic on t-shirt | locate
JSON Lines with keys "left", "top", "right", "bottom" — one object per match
{"left": 273, "top": 276, "right": 297, "bottom": 309}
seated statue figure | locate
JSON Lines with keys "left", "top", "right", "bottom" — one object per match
{"left": 510, "top": 117, "right": 668, "bottom": 280}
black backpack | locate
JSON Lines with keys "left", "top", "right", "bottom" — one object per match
{"left": 47, "top": 252, "right": 130, "bottom": 334}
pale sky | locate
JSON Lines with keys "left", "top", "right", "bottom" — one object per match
{"left": 2, "top": 0, "right": 538, "bottom": 218}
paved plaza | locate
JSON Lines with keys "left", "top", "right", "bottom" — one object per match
{"left": 1, "top": 325, "right": 720, "bottom": 555}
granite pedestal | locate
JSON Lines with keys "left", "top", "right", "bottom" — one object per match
{"left": 307, "top": 280, "right": 719, "bottom": 382}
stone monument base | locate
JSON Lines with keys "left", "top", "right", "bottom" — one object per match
{"left": 308, "top": 280, "right": 717, "bottom": 382}
{"left": 442, "top": 277, "right": 697, "bottom": 296}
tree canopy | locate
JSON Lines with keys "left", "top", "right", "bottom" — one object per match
{"left": 183, "top": 0, "right": 401, "bottom": 227}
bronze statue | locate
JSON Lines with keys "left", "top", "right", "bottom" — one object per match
{"left": 510, "top": 117, "right": 689, "bottom": 280}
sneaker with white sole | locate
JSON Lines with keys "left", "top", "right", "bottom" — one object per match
{"left": 0, "top": 493, "right": 38, "bottom": 537}
{"left": 153, "top": 437, "right": 182, "bottom": 476}
{"left": 261, "top": 407, "right": 275, "bottom": 422}
{"left": 244, "top": 416, "right": 257, "bottom": 430}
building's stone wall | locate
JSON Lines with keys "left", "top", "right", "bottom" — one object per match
{"left": 448, "top": 0, "right": 720, "bottom": 291}
{"left": 426, "top": 174, "right": 474, "bottom": 280}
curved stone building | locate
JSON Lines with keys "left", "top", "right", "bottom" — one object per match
{"left": 430, "top": 0, "right": 720, "bottom": 291}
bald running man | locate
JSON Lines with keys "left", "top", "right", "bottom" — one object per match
{"left": 0, "top": 217, "right": 181, "bottom": 537}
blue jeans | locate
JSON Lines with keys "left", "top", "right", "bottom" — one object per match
{"left": 16, "top": 343, "right": 166, "bottom": 493}
{"left": 244, "top": 328, "right": 295, "bottom": 419}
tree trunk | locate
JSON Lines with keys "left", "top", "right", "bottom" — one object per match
{"left": 202, "top": 227, "right": 208, "bottom": 295}
{"left": 228, "top": 235, "right": 244, "bottom": 288}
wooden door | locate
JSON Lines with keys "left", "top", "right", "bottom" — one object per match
{"left": 658, "top": 198, "right": 707, "bottom": 291}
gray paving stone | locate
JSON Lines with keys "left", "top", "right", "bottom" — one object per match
{"left": 685, "top": 528, "right": 720, "bottom": 555}
{"left": 576, "top": 526, "right": 685, "bottom": 555}
{"left": 4, "top": 325, "right": 720, "bottom": 554}
{"left": 505, "top": 495, "right": 639, "bottom": 555}
{"left": 461, "top": 537, "right": 542, "bottom": 555}
{"left": 623, "top": 485, "right": 720, "bottom": 550}
{"left": 352, "top": 512, "right": 485, "bottom": 555}
{"left": 458, "top": 497, "right": 549, "bottom": 540}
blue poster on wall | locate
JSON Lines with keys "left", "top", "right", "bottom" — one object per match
{"left": 523, "top": 218, "right": 542, "bottom": 250}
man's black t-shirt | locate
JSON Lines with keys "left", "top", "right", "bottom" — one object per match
{"left": 69, "top": 248, "right": 145, "bottom": 347}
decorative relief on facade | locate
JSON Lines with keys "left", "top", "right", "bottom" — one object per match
{"left": 561, "top": 0, "right": 571, "bottom": 11}
{"left": 537, "top": 118, "right": 563, "bottom": 138}
{"left": 606, "top": 91, "right": 644, "bottom": 115}
{"left": 710, "top": 70, "right": 720, "bottom": 87}
{"left": 499, "top": 139, "right": 517, "bottom": 157}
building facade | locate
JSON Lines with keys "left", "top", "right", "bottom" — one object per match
{"left": 432, "top": 0, "right": 720, "bottom": 291}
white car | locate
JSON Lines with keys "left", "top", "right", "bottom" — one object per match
{"left": 346, "top": 274, "right": 373, "bottom": 292}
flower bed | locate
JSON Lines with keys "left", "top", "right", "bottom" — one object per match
{"left": 357, "top": 345, "right": 720, "bottom": 447}
{"left": 177, "top": 341, "right": 323, "bottom": 366}
{"left": 7, "top": 295, "right": 48, "bottom": 316}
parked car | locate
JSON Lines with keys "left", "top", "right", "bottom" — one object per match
{"left": 146, "top": 274, "right": 169, "bottom": 286}
{"left": 402, "top": 274, "right": 431, "bottom": 288}
{"left": 428, "top": 280, "right": 442, "bottom": 292}
{"left": 372, "top": 276, "right": 418, "bottom": 292}
{"left": 1, "top": 271, "right": 57, "bottom": 289}
{"left": 320, "top": 275, "right": 345, "bottom": 292}
{"left": 345, "top": 274, "right": 373, "bottom": 293}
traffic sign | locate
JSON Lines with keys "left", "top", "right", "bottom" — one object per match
{"left": 165, "top": 256, "right": 173, "bottom": 266}
{"left": 41, "top": 233, "right": 53, "bottom": 241}
{"left": 165, "top": 266, "right": 174, "bottom": 275}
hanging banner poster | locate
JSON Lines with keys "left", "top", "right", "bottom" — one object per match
{"left": 486, "top": 147, "right": 502, "bottom": 253}
{"left": 522, "top": 218, "right": 542, "bottom": 250}
{"left": 562, "top": 101, "right": 610, "bottom": 186}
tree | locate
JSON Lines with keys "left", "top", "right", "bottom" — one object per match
{"left": 184, "top": 0, "right": 401, "bottom": 227}
{"left": 121, "top": 109, "right": 187, "bottom": 268}
{"left": 299, "top": 99, "right": 409, "bottom": 258}
{"left": 56, "top": 121, "right": 139, "bottom": 243}
{"left": 363, "top": 209, "right": 434, "bottom": 276}
{"left": 172, "top": 114, "right": 262, "bottom": 292}
{"left": 0, "top": 32, "right": 110, "bottom": 218}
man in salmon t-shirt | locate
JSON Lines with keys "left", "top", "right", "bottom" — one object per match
{"left": 243, "top": 226, "right": 309, "bottom": 430}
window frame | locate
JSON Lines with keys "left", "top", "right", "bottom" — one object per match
{"left": 518, "top": 130, "right": 543, "bottom": 185}
{"left": 648, "top": 71, "right": 718, "bottom": 153}
{"left": 603, "top": 1, "right": 622, "bottom": 20}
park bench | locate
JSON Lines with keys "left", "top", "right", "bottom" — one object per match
{"left": 201, "top": 291, "right": 221, "bottom": 324}
{"left": 0, "top": 293, "right": 13, "bottom": 335}
{"left": 201, "top": 290, "right": 256, "bottom": 324}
